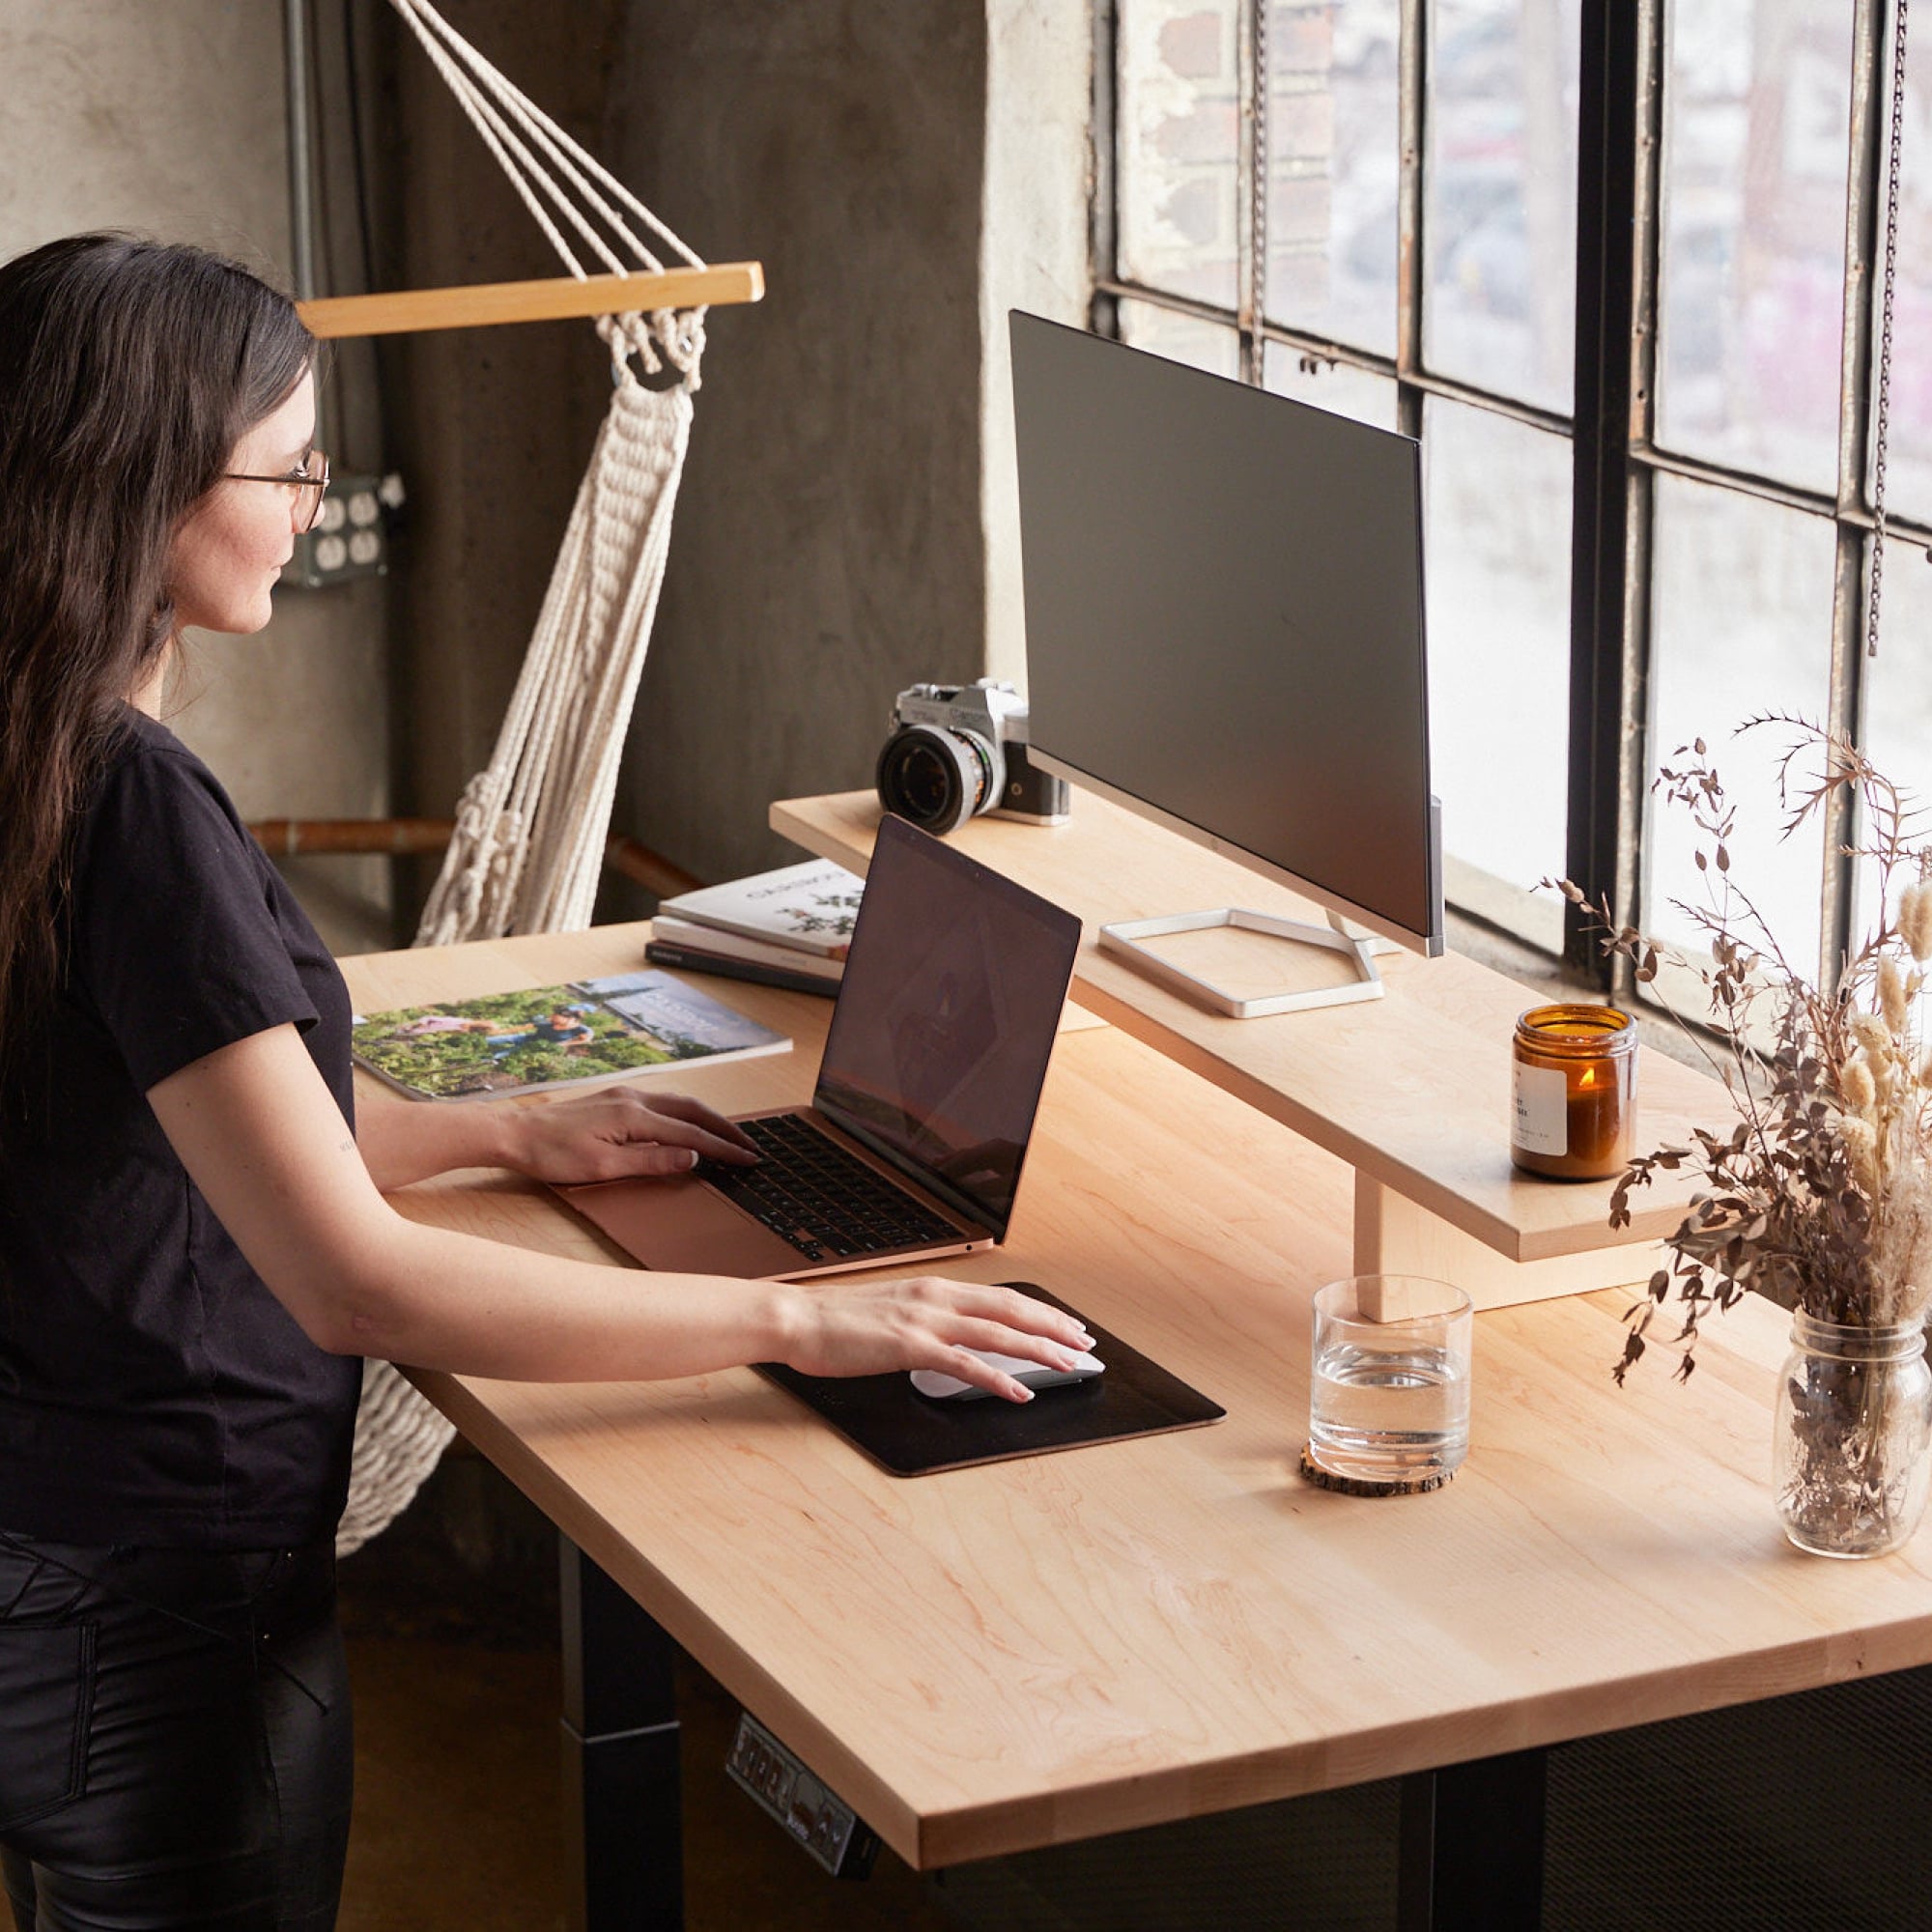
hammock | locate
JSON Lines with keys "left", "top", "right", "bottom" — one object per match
{"left": 320, "top": 0, "right": 757, "bottom": 1556}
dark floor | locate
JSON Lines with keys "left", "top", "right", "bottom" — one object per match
{"left": 340, "top": 1447, "right": 1932, "bottom": 1932}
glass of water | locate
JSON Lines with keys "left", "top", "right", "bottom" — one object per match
{"left": 1307, "top": 1276, "right": 1473, "bottom": 1485}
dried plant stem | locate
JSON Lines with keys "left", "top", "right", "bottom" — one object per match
{"left": 1551, "top": 717, "right": 1932, "bottom": 1379}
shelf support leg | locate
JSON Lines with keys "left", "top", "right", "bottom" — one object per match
{"left": 1354, "top": 1173, "right": 1663, "bottom": 1313}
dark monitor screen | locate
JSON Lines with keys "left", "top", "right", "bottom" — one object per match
{"left": 1009, "top": 313, "right": 1441, "bottom": 954}
{"left": 813, "top": 815, "right": 1080, "bottom": 1238}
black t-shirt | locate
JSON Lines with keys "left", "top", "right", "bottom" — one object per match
{"left": 0, "top": 708, "right": 363, "bottom": 1549}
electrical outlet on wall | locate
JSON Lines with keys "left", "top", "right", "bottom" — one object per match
{"left": 282, "top": 471, "right": 405, "bottom": 589}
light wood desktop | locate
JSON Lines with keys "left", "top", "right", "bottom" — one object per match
{"left": 343, "top": 925, "right": 1932, "bottom": 1928}
{"left": 771, "top": 788, "right": 1732, "bottom": 1313}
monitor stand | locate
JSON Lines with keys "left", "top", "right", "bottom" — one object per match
{"left": 1098, "top": 907, "right": 1388, "bottom": 1019}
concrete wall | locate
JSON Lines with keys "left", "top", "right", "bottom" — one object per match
{"left": 590, "top": 0, "right": 1093, "bottom": 887}
{"left": 0, "top": 0, "right": 393, "bottom": 952}
{"left": 604, "top": 1, "right": 992, "bottom": 890}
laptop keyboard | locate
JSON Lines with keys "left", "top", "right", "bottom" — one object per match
{"left": 695, "top": 1115, "right": 962, "bottom": 1264}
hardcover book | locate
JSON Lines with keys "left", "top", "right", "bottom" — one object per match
{"left": 656, "top": 859, "right": 866, "bottom": 958}
{"left": 649, "top": 915, "right": 843, "bottom": 982}
{"left": 352, "top": 971, "right": 790, "bottom": 1100}
{"left": 642, "top": 939, "right": 840, "bottom": 999}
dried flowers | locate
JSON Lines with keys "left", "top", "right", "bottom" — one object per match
{"left": 1551, "top": 715, "right": 1932, "bottom": 1384}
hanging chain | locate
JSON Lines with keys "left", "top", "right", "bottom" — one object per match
{"left": 1867, "top": 0, "right": 1910, "bottom": 657}
{"left": 1245, "top": 0, "right": 1269, "bottom": 385}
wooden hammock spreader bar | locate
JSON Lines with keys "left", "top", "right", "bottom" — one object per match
{"left": 297, "top": 261, "right": 764, "bottom": 340}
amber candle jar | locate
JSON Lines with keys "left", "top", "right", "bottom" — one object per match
{"left": 1511, "top": 1004, "right": 1638, "bottom": 1180}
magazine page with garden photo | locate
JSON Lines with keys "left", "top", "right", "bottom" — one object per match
{"left": 352, "top": 972, "right": 789, "bottom": 1101}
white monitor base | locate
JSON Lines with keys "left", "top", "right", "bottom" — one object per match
{"left": 1097, "top": 908, "right": 1384, "bottom": 1018}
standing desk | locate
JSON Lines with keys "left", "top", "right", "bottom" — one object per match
{"left": 342, "top": 923, "right": 1932, "bottom": 1932}
{"left": 770, "top": 788, "right": 1730, "bottom": 1311}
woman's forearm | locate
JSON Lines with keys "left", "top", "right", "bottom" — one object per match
{"left": 162, "top": 1037, "right": 802, "bottom": 1376}
{"left": 334, "top": 1213, "right": 802, "bottom": 1380}
{"left": 355, "top": 1082, "right": 758, "bottom": 1192}
{"left": 355, "top": 1085, "right": 523, "bottom": 1189}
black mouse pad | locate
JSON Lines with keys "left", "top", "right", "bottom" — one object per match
{"left": 755, "top": 1283, "right": 1225, "bottom": 1477}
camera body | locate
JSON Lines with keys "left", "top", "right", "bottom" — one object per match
{"left": 875, "top": 679, "right": 1071, "bottom": 836}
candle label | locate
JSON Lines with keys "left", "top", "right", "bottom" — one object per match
{"left": 1512, "top": 1061, "right": 1568, "bottom": 1155}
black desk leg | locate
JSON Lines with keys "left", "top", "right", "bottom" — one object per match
{"left": 560, "top": 1537, "right": 683, "bottom": 1932}
{"left": 1398, "top": 1747, "right": 1548, "bottom": 1932}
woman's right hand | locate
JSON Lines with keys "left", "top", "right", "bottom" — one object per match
{"left": 780, "top": 1276, "right": 1096, "bottom": 1401}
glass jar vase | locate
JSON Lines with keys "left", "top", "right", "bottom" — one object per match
{"left": 1774, "top": 1311, "right": 1932, "bottom": 1558}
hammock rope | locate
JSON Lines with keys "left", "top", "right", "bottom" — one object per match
{"left": 338, "top": 0, "right": 712, "bottom": 1556}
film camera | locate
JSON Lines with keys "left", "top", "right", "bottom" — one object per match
{"left": 875, "top": 680, "right": 1071, "bottom": 836}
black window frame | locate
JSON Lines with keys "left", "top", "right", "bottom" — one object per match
{"left": 1092, "top": 0, "right": 1932, "bottom": 1000}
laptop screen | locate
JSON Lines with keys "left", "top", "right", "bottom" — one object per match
{"left": 812, "top": 815, "right": 1081, "bottom": 1239}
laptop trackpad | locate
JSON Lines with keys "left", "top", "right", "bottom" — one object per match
{"left": 560, "top": 1174, "right": 806, "bottom": 1279}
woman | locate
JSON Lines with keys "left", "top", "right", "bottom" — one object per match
{"left": 0, "top": 234, "right": 1089, "bottom": 1932}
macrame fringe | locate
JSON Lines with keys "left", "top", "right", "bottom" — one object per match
{"left": 414, "top": 352, "right": 695, "bottom": 944}
{"left": 336, "top": 1361, "right": 458, "bottom": 1557}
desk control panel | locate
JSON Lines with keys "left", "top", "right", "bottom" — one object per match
{"left": 725, "top": 1711, "right": 880, "bottom": 1879}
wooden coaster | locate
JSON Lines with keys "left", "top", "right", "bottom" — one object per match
{"left": 1299, "top": 1444, "right": 1457, "bottom": 1496}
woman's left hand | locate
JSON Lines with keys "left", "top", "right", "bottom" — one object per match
{"left": 504, "top": 1088, "right": 760, "bottom": 1183}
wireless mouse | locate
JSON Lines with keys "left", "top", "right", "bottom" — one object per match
{"left": 911, "top": 1349, "right": 1105, "bottom": 1402}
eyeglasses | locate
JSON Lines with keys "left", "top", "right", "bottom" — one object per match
{"left": 223, "top": 452, "right": 330, "bottom": 533}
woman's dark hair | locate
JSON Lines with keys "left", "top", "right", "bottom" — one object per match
{"left": 0, "top": 234, "right": 313, "bottom": 1085}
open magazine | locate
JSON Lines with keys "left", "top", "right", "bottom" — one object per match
{"left": 352, "top": 971, "right": 790, "bottom": 1100}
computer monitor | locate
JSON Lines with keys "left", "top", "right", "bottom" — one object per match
{"left": 1009, "top": 312, "right": 1443, "bottom": 1018}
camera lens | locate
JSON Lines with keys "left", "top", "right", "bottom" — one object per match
{"left": 875, "top": 726, "right": 996, "bottom": 835}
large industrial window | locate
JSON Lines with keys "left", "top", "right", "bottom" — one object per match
{"left": 1094, "top": 0, "right": 1930, "bottom": 997}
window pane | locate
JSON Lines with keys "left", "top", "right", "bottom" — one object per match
{"left": 1118, "top": 0, "right": 1240, "bottom": 309}
{"left": 1264, "top": 1, "right": 1399, "bottom": 355}
{"left": 1854, "top": 537, "right": 1932, "bottom": 944}
{"left": 1644, "top": 474, "right": 1834, "bottom": 979}
{"left": 1263, "top": 341, "right": 1398, "bottom": 429}
{"left": 1423, "top": 0, "right": 1579, "bottom": 413}
{"left": 1878, "top": 18, "right": 1932, "bottom": 523}
{"left": 1657, "top": 0, "right": 1852, "bottom": 493}
{"left": 1423, "top": 398, "right": 1572, "bottom": 943}
{"left": 1119, "top": 298, "right": 1241, "bottom": 379}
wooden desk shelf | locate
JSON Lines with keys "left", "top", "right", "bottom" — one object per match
{"left": 770, "top": 788, "right": 1729, "bottom": 1312}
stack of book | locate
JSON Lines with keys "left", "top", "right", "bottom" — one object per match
{"left": 643, "top": 858, "right": 866, "bottom": 997}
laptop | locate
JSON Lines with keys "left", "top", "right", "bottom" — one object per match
{"left": 556, "top": 814, "right": 1082, "bottom": 1279}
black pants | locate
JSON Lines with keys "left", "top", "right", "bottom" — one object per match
{"left": 0, "top": 1536, "right": 351, "bottom": 1932}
